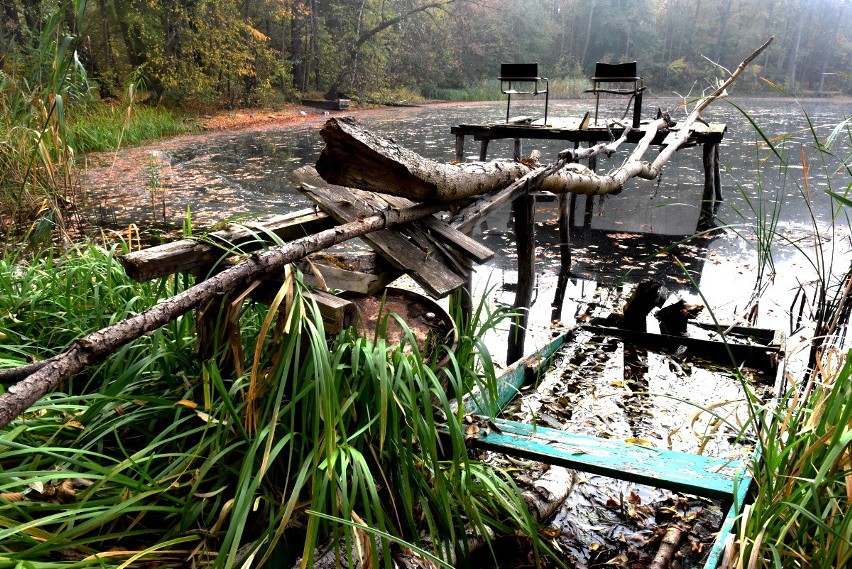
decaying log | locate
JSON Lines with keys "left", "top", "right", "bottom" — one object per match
{"left": 0, "top": 201, "right": 445, "bottom": 429}
{"left": 648, "top": 524, "right": 684, "bottom": 569}
{"left": 317, "top": 116, "right": 530, "bottom": 202}
{"left": 521, "top": 466, "right": 575, "bottom": 522}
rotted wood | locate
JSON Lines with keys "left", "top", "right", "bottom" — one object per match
{"left": 649, "top": 525, "right": 684, "bottom": 569}
{"left": 317, "top": 115, "right": 529, "bottom": 202}
{"left": 120, "top": 209, "right": 334, "bottom": 281}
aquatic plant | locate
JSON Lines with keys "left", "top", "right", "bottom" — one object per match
{"left": 715, "top": 101, "right": 852, "bottom": 568}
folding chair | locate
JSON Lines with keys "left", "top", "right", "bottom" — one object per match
{"left": 585, "top": 62, "right": 646, "bottom": 128}
{"left": 499, "top": 63, "right": 550, "bottom": 126}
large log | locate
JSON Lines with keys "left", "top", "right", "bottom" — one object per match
{"left": 317, "top": 116, "right": 530, "bottom": 202}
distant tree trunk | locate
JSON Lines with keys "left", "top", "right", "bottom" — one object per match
{"left": 787, "top": 3, "right": 806, "bottom": 92}
{"left": 713, "top": 0, "right": 733, "bottom": 63}
{"left": 817, "top": 3, "right": 843, "bottom": 95}
{"left": 580, "top": 0, "right": 595, "bottom": 69}
{"left": 291, "top": 10, "right": 306, "bottom": 91}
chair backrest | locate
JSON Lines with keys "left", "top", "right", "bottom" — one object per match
{"left": 500, "top": 63, "right": 540, "bottom": 80}
{"left": 592, "top": 62, "right": 638, "bottom": 81}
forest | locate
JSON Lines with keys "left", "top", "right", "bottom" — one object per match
{"left": 2, "top": 0, "right": 851, "bottom": 109}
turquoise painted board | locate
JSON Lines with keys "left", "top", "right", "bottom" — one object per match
{"left": 469, "top": 418, "right": 745, "bottom": 501}
{"left": 465, "top": 333, "right": 568, "bottom": 415}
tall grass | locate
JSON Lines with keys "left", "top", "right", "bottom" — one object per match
{"left": 68, "top": 102, "right": 188, "bottom": 154}
{"left": 0, "top": 237, "right": 552, "bottom": 568}
{"left": 0, "top": 0, "right": 89, "bottom": 230}
{"left": 718, "top": 101, "right": 852, "bottom": 568}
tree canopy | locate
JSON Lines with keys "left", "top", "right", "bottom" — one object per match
{"left": 2, "top": 0, "right": 851, "bottom": 107}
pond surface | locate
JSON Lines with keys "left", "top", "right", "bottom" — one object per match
{"left": 82, "top": 97, "right": 852, "bottom": 364}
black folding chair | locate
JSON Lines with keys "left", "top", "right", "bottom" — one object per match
{"left": 499, "top": 63, "right": 550, "bottom": 126}
{"left": 585, "top": 62, "right": 646, "bottom": 128}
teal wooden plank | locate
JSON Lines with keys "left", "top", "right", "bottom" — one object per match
{"left": 464, "top": 333, "right": 569, "bottom": 415}
{"left": 470, "top": 418, "right": 744, "bottom": 500}
{"left": 701, "top": 449, "right": 756, "bottom": 568}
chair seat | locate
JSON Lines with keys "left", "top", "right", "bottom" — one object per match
{"left": 585, "top": 86, "right": 647, "bottom": 95}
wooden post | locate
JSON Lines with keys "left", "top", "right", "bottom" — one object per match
{"left": 507, "top": 194, "right": 536, "bottom": 364}
{"left": 551, "top": 192, "right": 572, "bottom": 322}
{"left": 582, "top": 155, "right": 597, "bottom": 227}
{"left": 479, "top": 138, "right": 490, "bottom": 161}
{"left": 699, "top": 142, "right": 721, "bottom": 231}
{"left": 513, "top": 138, "right": 522, "bottom": 161}
{"left": 455, "top": 134, "right": 465, "bottom": 162}
{"left": 713, "top": 142, "right": 722, "bottom": 201}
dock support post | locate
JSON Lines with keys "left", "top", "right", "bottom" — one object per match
{"left": 583, "top": 155, "right": 597, "bottom": 227}
{"left": 508, "top": 193, "right": 536, "bottom": 364}
{"left": 513, "top": 138, "right": 522, "bottom": 161}
{"left": 479, "top": 139, "right": 490, "bottom": 161}
{"left": 713, "top": 143, "right": 722, "bottom": 201}
{"left": 551, "top": 192, "right": 572, "bottom": 322}
{"left": 455, "top": 134, "right": 465, "bottom": 162}
{"left": 699, "top": 142, "right": 723, "bottom": 231}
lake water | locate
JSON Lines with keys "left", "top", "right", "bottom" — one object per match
{"left": 82, "top": 97, "right": 852, "bottom": 364}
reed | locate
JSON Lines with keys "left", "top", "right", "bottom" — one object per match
{"left": 709, "top": 99, "right": 852, "bottom": 568}
{"left": 0, "top": 0, "right": 89, "bottom": 231}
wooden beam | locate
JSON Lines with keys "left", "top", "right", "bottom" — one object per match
{"left": 120, "top": 209, "right": 334, "bottom": 281}
{"left": 468, "top": 418, "right": 743, "bottom": 500}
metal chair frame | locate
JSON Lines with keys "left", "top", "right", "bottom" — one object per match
{"left": 499, "top": 63, "right": 550, "bottom": 126}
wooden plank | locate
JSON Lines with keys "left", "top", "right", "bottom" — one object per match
{"left": 304, "top": 290, "right": 357, "bottom": 334}
{"left": 120, "top": 209, "right": 333, "bottom": 281}
{"left": 462, "top": 333, "right": 569, "bottom": 415}
{"left": 298, "top": 251, "right": 400, "bottom": 294}
{"left": 298, "top": 182, "right": 465, "bottom": 298}
{"left": 469, "top": 418, "right": 743, "bottom": 501}
{"left": 379, "top": 194, "right": 493, "bottom": 263}
{"left": 580, "top": 321, "right": 783, "bottom": 373}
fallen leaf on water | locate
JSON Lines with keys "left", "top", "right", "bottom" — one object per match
{"left": 624, "top": 437, "right": 656, "bottom": 447}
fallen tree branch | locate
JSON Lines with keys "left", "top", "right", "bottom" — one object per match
{"left": 0, "top": 201, "right": 444, "bottom": 429}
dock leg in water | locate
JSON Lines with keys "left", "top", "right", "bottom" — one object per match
{"left": 508, "top": 193, "right": 536, "bottom": 364}
{"left": 551, "top": 192, "right": 573, "bottom": 322}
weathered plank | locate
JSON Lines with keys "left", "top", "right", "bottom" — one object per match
{"left": 298, "top": 181, "right": 466, "bottom": 298}
{"left": 304, "top": 290, "right": 358, "bottom": 334}
{"left": 379, "top": 194, "right": 494, "bottom": 264}
{"left": 120, "top": 209, "right": 333, "bottom": 281}
{"left": 469, "top": 418, "right": 744, "bottom": 500}
{"left": 298, "top": 251, "right": 400, "bottom": 294}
